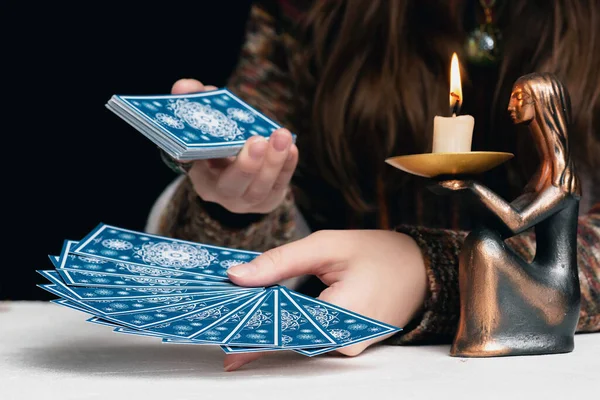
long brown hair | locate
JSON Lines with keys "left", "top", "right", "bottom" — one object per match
{"left": 288, "top": 0, "right": 599, "bottom": 212}
{"left": 517, "top": 73, "right": 581, "bottom": 196}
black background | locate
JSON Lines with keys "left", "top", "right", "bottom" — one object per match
{"left": 3, "top": 1, "right": 254, "bottom": 300}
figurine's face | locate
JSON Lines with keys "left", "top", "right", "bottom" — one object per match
{"left": 508, "top": 84, "right": 535, "bottom": 124}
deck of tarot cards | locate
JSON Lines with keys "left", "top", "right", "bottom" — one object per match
{"left": 106, "top": 88, "right": 295, "bottom": 160}
{"left": 39, "top": 223, "right": 401, "bottom": 357}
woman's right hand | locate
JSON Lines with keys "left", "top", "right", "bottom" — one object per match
{"left": 171, "top": 79, "right": 299, "bottom": 214}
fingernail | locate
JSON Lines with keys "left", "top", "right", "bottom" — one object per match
{"left": 227, "top": 263, "right": 257, "bottom": 278}
{"left": 224, "top": 361, "right": 244, "bottom": 372}
{"left": 249, "top": 140, "right": 267, "bottom": 160}
{"left": 272, "top": 131, "right": 291, "bottom": 152}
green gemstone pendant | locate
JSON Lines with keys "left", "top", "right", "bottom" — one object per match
{"left": 465, "top": 23, "right": 502, "bottom": 65}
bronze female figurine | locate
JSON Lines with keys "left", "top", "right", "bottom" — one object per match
{"left": 439, "top": 73, "right": 582, "bottom": 357}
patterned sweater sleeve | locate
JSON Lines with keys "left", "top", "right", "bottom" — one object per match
{"left": 155, "top": 2, "right": 300, "bottom": 251}
{"left": 389, "top": 203, "right": 600, "bottom": 345}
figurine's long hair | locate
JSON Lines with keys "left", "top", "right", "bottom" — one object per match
{"left": 288, "top": 0, "right": 599, "bottom": 211}
{"left": 516, "top": 73, "right": 581, "bottom": 197}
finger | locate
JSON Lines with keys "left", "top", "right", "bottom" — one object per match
{"left": 316, "top": 285, "right": 392, "bottom": 357}
{"left": 187, "top": 160, "right": 219, "bottom": 202}
{"left": 215, "top": 136, "right": 269, "bottom": 198}
{"left": 243, "top": 129, "right": 293, "bottom": 203}
{"left": 171, "top": 79, "right": 205, "bottom": 94}
{"left": 223, "top": 352, "right": 266, "bottom": 372}
{"left": 333, "top": 333, "right": 395, "bottom": 356}
{"left": 226, "top": 231, "right": 346, "bottom": 286}
{"left": 271, "top": 144, "right": 298, "bottom": 192}
{"left": 206, "top": 157, "right": 235, "bottom": 171}
{"left": 204, "top": 85, "right": 218, "bottom": 91}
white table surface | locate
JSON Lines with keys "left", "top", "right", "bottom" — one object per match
{"left": 1, "top": 301, "right": 598, "bottom": 400}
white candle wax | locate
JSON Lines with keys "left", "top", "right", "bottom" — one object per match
{"left": 432, "top": 115, "right": 474, "bottom": 153}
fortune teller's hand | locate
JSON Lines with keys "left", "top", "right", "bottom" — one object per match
{"left": 170, "top": 79, "right": 298, "bottom": 214}
{"left": 222, "top": 230, "right": 428, "bottom": 372}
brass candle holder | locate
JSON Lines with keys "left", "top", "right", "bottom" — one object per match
{"left": 386, "top": 73, "right": 581, "bottom": 357}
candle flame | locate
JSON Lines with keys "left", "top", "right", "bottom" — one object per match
{"left": 450, "top": 52, "right": 462, "bottom": 113}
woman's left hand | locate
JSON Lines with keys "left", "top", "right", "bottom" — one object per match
{"left": 223, "top": 230, "right": 428, "bottom": 371}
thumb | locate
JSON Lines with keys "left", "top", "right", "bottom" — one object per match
{"left": 171, "top": 78, "right": 215, "bottom": 94}
{"left": 223, "top": 351, "right": 265, "bottom": 372}
{"left": 226, "top": 231, "right": 342, "bottom": 287}
{"left": 317, "top": 282, "right": 393, "bottom": 357}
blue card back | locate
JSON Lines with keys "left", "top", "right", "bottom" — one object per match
{"left": 113, "top": 89, "right": 284, "bottom": 148}
{"left": 277, "top": 287, "right": 337, "bottom": 349}
{"left": 226, "top": 289, "right": 279, "bottom": 347}
{"left": 42, "top": 281, "right": 245, "bottom": 316}
{"left": 56, "top": 240, "right": 229, "bottom": 283}
{"left": 140, "top": 291, "right": 265, "bottom": 340}
{"left": 282, "top": 288, "right": 402, "bottom": 347}
{"left": 187, "top": 296, "right": 267, "bottom": 344}
{"left": 72, "top": 224, "right": 259, "bottom": 280}
{"left": 38, "top": 270, "right": 250, "bottom": 301}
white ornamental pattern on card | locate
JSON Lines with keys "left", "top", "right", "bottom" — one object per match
{"left": 101, "top": 239, "right": 134, "bottom": 251}
{"left": 76, "top": 271, "right": 108, "bottom": 277}
{"left": 136, "top": 242, "right": 216, "bottom": 269}
{"left": 329, "top": 329, "right": 351, "bottom": 341}
{"left": 244, "top": 310, "right": 272, "bottom": 330}
{"left": 167, "top": 99, "right": 244, "bottom": 140}
{"left": 119, "top": 264, "right": 184, "bottom": 277}
{"left": 281, "top": 310, "right": 303, "bottom": 331}
{"left": 304, "top": 305, "right": 339, "bottom": 328}
{"left": 78, "top": 256, "right": 107, "bottom": 264}
{"left": 226, "top": 108, "right": 255, "bottom": 123}
{"left": 160, "top": 303, "right": 200, "bottom": 313}
{"left": 131, "top": 287, "right": 179, "bottom": 294}
{"left": 155, "top": 113, "right": 185, "bottom": 129}
{"left": 220, "top": 259, "right": 246, "bottom": 269}
{"left": 187, "top": 306, "right": 228, "bottom": 321}
{"left": 228, "top": 311, "right": 245, "bottom": 324}
{"left": 139, "top": 297, "right": 185, "bottom": 304}
{"left": 130, "top": 277, "right": 183, "bottom": 286}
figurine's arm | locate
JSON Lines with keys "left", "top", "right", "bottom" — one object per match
{"left": 468, "top": 182, "right": 568, "bottom": 234}
{"left": 438, "top": 180, "right": 567, "bottom": 235}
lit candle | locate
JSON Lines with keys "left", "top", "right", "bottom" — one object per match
{"left": 432, "top": 53, "right": 474, "bottom": 153}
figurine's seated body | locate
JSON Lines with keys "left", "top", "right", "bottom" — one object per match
{"left": 453, "top": 195, "right": 580, "bottom": 356}
{"left": 442, "top": 73, "right": 582, "bottom": 357}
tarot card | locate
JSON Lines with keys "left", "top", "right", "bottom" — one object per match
{"left": 42, "top": 281, "right": 245, "bottom": 316}
{"left": 93, "top": 292, "right": 258, "bottom": 330}
{"left": 51, "top": 299, "right": 94, "bottom": 314}
{"left": 38, "top": 270, "right": 252, "bottom": 301}
{"left": 293, "top": 346, "right": 341, "bottom": 357}
{"left": 219, "top": 345, "right": 283, "bottom": 354}
{"left": 54, "top": 240, "right": 231, "bottom": 283}
{"left": 275, "top": 287, "right": 337, "bottom": 349}
{"left": 281, "top": 287, "right": 402, "bottom": 347}
{"left": 55, "top": 269, "right": 233, "bottom": 289}
{"left": 72, "top": 224, "right": 259, "bottom": 280}
{"left": 138, "top": 291, "right": 265, "bottom": 340}
{"left": 87, "top": 317, "right": 121, "bottom": 328}
{"left": 224, "top": 289, "right": 279, "bottom": 347}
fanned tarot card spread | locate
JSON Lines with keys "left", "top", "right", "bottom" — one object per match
{"left": 39, "top": 223, "right": 401, "bottom": 357}
{"left": 106, "top": 89, "right": 295, "bottom": 160}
